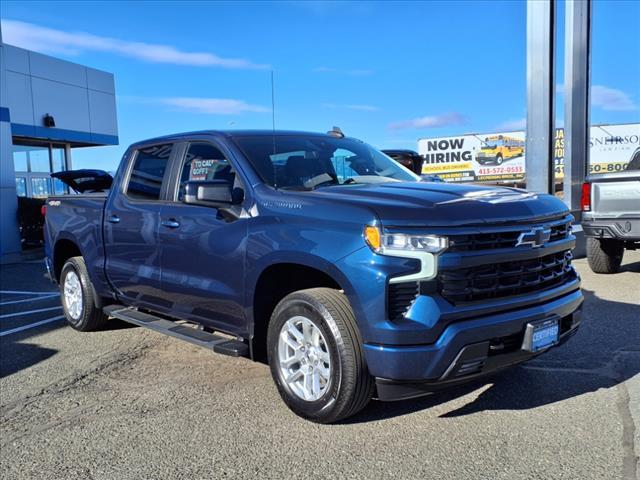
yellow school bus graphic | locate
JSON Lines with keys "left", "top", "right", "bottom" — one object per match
{"left": 475, "top": 135, "right": 525, "bottom": 165}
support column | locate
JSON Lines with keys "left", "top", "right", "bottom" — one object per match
{"left": 526, "top": 0, "right": 556, "bottom": 194}
{"left": 563, "top": 0, "right": 591, "bottom": 217}
{"left": 0, "top": 27, "right": 23, "bottom": 263}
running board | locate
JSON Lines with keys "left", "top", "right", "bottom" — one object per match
{"left": 104, "top": 306, "right": 249, "bottom": 357}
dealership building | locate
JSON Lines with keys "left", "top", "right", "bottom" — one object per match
{"left": 0, "top": 25, "right": 118, "bottom": 262}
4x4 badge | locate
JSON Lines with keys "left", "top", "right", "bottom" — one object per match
{"left": 516, "top": 227, "right": 551, "bottom": 248}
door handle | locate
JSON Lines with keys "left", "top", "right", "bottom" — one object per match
{"left": 107, "top": 214, "right": 120, "bottom": 224}
{"left": 161, "top": 219, "right": 180, "bottom": 229}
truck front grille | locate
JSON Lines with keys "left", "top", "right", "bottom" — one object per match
{"left": 448, "top": 221, "right": 570, "bottom": 252}
{"left": 387, "top": 281, "right": 419, "bottom": 320}
{"left": 438, "top": 250, "right": 575, "bottom": 304}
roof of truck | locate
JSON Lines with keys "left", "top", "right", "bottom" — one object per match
{"left": 130, "top": 130, "right": 344, "bottom": 146}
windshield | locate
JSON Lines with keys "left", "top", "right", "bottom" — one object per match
{"left": 232, "top": 135, "right": 420, "bottom": 189}
{"left": 482, "top": 138, "right": 502, "bottom": 149}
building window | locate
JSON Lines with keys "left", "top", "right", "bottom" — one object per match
{"left": 30, "top": 177, "right": 52, "bottom": 198}
{"left": 52, "top": 145, "right": 67, "bottom": 172}
{"left": 15, "top": 178, "right": 27, "bottom": 197}
{"left": 12, "top": 148, "right": 29, "bottom": 172}
{"left": 11, "top": 141, "right": 71, "bottom": 197}
{"left": 28, "top": 146, "right": 51, "bottom": 172}
{"left": 53, "top": 179, "right": 68, "bottom": 195}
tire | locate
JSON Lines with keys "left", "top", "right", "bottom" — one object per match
{"left": 495, "top": 154, "right": 503, "bottom": 165}
{"left": 586, "top": 237, "right": 624, "bottom": 274}
{"left": 267, "top": 288, "right": 374, "bottom": 423}
{"left": 60, "top": 256, "right": 108, "bottom": 331}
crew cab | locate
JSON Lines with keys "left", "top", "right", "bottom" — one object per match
{"left": 45, "top": 130, "right": 583, "bottom": 423}
{"left": 581, "top": 147, "right": 640, "bottom": 273}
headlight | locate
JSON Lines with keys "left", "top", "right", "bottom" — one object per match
{"left": 364, "top": 226, "right": 448, "bottom": 254}
{"left": 364, "top": 225, "right": 448, "bottom": 283}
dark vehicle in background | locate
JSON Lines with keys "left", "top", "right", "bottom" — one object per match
{"left": 382, "top": 149, "right": 424, "bottom": 175}
{"left": 581, "top": 147, "right": 640, "bottom": 273}
{"left": 51, "top": 169, "right": 113, "bottom": 194}
{"left": 17, "top": 197, "right": 45, "bottom": 246}
{"left": 44, "top": 130, "right": 583, "bottom": 423}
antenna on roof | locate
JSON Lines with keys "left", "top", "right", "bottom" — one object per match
{"left": 327, "top": 126, "right": 345, "bottom": 138}
{"left": 271, "top": 70, "right": 278, "bottom": 189}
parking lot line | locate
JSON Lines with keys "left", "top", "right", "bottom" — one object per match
{"left": 0, "top": 290, "right": 58, "bottom": 296}
{"left": 0, "top": 306, "right": 62, "bottom": 319}
{"left": 0, "top": 315, "right": 65, "bottom": 337}
{"left": 1, "top": 294, "right": 59, "bottom": 306}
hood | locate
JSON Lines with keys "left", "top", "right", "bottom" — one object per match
{"left": 312, "top": 181, "right": 568, "bottom": 227}
{"left": 51, "top": 169, "right": 113, "bottom": 193}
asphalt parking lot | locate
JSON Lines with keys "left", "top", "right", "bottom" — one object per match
{"left": 1, "top": 253, "right": 639, "bottom": 480}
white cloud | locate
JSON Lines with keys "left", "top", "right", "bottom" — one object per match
{"left": 558, "top": 83, "right": 636, "bottom": 111}
{"left": 591, "top": 85, "right": 637, "bottom": 111}
{"left": 1, "top": 19, "right": 270, "bottom": 69}
{"left": 313, "top": 66, "right": 374, "bottom": 76}
{"left": 159, "top": 97, "right": 269, "bottom": 115}
{"left": 389, "top": 112, "right": 466, "bottom": 130}
{"left": 496, "top": 117, "right": 527, "bottom": 131}
{"left": 322, "top": 103, "right": 379, "bottom": 112}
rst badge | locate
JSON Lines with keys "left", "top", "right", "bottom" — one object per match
{"left": 516, "top": 227, "right": 551, "bottom": 248}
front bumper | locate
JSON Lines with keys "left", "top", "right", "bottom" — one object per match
{"left": 365, "top": 289, "right": 583, "bottom": 401}
{"left": 582, "top": 217, "right": 640, "bottom": 241}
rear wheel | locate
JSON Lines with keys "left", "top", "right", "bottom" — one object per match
{"left": 586, "top": 237, "right": 624, "bottom": 274}
{"left": 60, "top": 256, "right": 108, "bottom": 331}
{"left": 495, "top": 154, "right": 503, "bottom": 165}
{"left": 267, "top": 288, "right": 374, "bottom": 423}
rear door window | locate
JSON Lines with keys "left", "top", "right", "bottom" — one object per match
{"left": 126, "top": 144, "right": 173, "bottom": 200}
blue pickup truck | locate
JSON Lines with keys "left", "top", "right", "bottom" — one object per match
{"left": 45, "top": 130, "right": 583, "bottom": 423}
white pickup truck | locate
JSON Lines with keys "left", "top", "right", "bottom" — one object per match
{"left": 581, "top": 147, "right": 640, "bottom": 273}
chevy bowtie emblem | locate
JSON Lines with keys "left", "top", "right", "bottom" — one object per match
{"left": 516, "top": 227, "right": 551, "bottom": 248}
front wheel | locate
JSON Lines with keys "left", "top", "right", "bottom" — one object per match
{"left": 267, "top": 288, "right": 374, "bottom": 423}
{"left": 60, "top": 256, "right": 108, "bottom": 331}
{"left": 495, "top": 154, "right": 503, "bottom": 165}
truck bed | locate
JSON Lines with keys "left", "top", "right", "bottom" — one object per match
{"left": 44, "top": 193, "right": 108, "bottom": 288}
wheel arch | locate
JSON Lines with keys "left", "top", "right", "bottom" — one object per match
{"left": 53, "top": 235, "right": 83, "bottom": 282}
{"left": 249, "top": 256, "right": 356, "bottom": 362}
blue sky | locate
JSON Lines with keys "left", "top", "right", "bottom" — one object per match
{"left": 2, "top": 0, "right": 639, "bottom": 170}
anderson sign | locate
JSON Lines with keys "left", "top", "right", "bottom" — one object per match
{"left": 418, "top": 123, "right": 639, "bottom": 183}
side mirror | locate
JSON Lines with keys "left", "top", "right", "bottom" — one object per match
{"left": 184, "top": 180, "right": 233, "bottom": 205}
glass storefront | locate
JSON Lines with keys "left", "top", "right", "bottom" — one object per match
{"left": 29, "top": 147, "right": 52, "bottom": 172}
{"left": 15, "top": 177, "right": 27, "bottom": 197}
{"left": 52, "top": 145, "right": 66, "bottom": 172}
{"left": 12, "top": 140, "right": 70, "bottom": 198}
{"left": 30, "top": 177, "right": 52, "bottom": 198}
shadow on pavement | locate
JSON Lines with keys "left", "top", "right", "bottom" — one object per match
{"left": 346, "top": 287, "right": 640, "bottom": 424}
{"left": 100, "top": 318, "right": 139, "bottom": 331}
{"left": 0, "top": 321, "right": 63, "bottom": 378}
{"left": 0, "top": 318, "right": 136, "bottom": 379}
{"left": 621, "top": 258, "right": 640, "bottom": 273}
